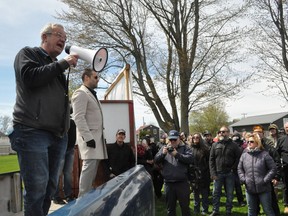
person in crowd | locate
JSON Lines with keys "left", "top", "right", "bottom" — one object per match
{"left": 203, "top": 130, "right": 214, "bottom": 149}
{"left": 146, "top": 134, "right": 158, "bottom": 159}
{"left": 104, "top": 129, "right": 135, "bottom": 179}
{"left": 212, "top": 131, "right": 221, "bottom": 143}
{"left": 231, "top": 132, "right": 246, "bottom": 207}
{"left": 155, "top": 130, "right": 193, "bottom": 216}
{"left": 180, "top": 131, "right": 188, "bottom": 144}
{"left": 154, "top": 134, "right": 167, "bottom": 198}
{"left": 277, "top": 121, "right": 288, "bottom": 214}
{"left": 72, "top": 68, "right": 108, "bottom": 197}
{"left": 238, "top": 133, "right": 276, "bottom": 216}
{"left": 157, "top": 133, "right": 168, "bottom": 150}
{"left": 253, "top": 125, "right": 281, "bottom": 216}
{"left": 242, "top": 132, "right": 251, "bottom": 149}
{"left": 189, "top": 132, "right": 210, "bottom": 215}
{"left": 146, "top": 135, "right": 164, "bottom": 199}
{"left": 137, "top": 138, "right": 154, "bottom": 176}
{"left": 8, "top": 23, "right": 78, "bottom": 215}
{"left": 268, "top": 124, "right": 281, "bottom": 148}
{"left": 53, "top": 108, "right": 76, "bottom": 204}
{"left": 186, "top": 134, "right": 193, "bottom": 146}
{"left": 209, "top": 126, "right": 241, "bottom": 216}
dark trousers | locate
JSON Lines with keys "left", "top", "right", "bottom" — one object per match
{"left": 152, "top": 169, "right": 164, "bottom": 198}
{"left": 283, "top": 166, "right": 288, "bottom": 206}
{"left": 234, "top": 173, "right": 244, "bottom": 203}
{"left": 165, "top": 181, "right": 191, "bottom": 216}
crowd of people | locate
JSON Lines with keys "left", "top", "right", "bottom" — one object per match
{"left": 146, "top": 124, "right": 288, "bottom": 216}
{"left": 8, "top": 21, "right": 288, "bottom": 216}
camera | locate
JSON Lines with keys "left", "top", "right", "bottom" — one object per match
{"left": 167, "top": 146, "right": 174, "bottom": 152}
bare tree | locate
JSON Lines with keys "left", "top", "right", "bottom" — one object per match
{"left": 0, "top": 115, "right": 12, "bottom": 135}
{"left": 58, "top": 0, "right": 251, "bottom": 133}
{"left": 248, "top": 0, "right": 288, "bottom": 102}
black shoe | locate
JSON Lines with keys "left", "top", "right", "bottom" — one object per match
{"left": 65, "top": 196, "right": 75, "bottom": 202}
{"left": 209, "top": 212, "right": 220, "bottom": 216}
{"left": 53, "top": 198, "right": 66, "bottom": 205}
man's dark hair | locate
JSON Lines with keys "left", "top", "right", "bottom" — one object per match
{"left": 81, "top": 68, "right": 93, "bottom": 82}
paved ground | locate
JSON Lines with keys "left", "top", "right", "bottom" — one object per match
{"left": 6, "top": 202, "right": 63, "bottom": 216}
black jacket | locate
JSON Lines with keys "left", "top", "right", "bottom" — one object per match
{"left": 209, "top": 138, "right": 241, "bottom": 177}
{"left": 262, "top": 137, "right": 282, "bottom": 181}
{"left": 13, "top": 46, "right": 70, "bottom": 136}
{"left": 189, "top": 143, "right": 210, "bottom": 186}
{"left": 277, "top": 135, "right": 288, "bottom": 166}
{"left": 104, "top": 142, "right": 135, "bottom": 176}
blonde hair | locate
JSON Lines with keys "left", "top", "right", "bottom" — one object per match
{"left": 249, "top": 133, "right": 264, "bottom": 150}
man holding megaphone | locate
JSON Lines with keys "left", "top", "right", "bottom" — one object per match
{"left": 9, "top": 23, "right": 78, "bottom": 216}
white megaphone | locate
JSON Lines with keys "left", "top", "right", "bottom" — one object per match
{"left": 65, "top": 45, "right": 108, "bottom": 72}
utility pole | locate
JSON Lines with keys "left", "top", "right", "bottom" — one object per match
{"left": 241, "top": 113, "right": 247, "bottom": 118}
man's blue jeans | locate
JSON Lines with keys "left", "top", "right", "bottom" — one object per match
{"left": 212, "top": 172, "right": 235, "bottom": 214}
{"left": 54, "top": 147, "right": 74, "bottom": 199}
{"left": 246, "top": 190, "right": 275, "bottom": 216}
{"left": 9, "top": 124, "right": 67, "bottom": 216}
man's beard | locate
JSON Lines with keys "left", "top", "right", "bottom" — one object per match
{"left": 219, "top": 136, "right": 228, "bottom": 142}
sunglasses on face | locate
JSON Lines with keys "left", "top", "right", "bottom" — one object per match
{"left": 169, "top": 139, "right": 177, "bottom": 142}
{"left": 247, "top": 140, "right": 255, "bottom": 143}
{"left": 219, "top": 130, "right": 227, "bottom": 134}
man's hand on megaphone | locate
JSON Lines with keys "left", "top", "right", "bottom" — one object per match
{"left": 64, "top": 55, "right": 78, "bottom": 67}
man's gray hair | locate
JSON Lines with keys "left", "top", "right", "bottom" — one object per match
{"left": 40, "top": 23, "right": 64, "bottom": 44}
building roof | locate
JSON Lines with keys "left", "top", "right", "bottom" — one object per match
{"left": 136, "top": 124, "right": 159, "bottom": 134}
{"left": 230, "top": 112, "right": 288, "bottom": 127}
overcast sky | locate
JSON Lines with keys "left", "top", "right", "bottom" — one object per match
{"left": 1, "top": 0, "right": 288, "bottom": 130}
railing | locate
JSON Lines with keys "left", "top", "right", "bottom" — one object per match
{"left": 49, "top": 165, "right": 155, "bottom": 216}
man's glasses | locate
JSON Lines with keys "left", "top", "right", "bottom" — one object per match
{"left": 219, "top": 130, "right": 227, "bottom": 133}
{"left": 169, "top": 139, "right": 177, "bottom": 142}
{"left": 46, "top": 32, "right": 67, "bottom": 42}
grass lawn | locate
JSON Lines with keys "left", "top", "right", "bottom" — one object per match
{"left": 155, "top": 185, "right": 287, "bottom": 215}
{"left": 0, "top": 154, "right": 19, "bottom": 174}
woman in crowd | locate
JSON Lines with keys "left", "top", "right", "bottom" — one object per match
{"left": 188, "top": 132, "right": 210, "bottom": 215}
{"left": 137, "top": 138, "right": 154, "bottom": 176}
{"left": 238, "top": 133, "right": 276, "bottom": 216}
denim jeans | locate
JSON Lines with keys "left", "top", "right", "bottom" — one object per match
{"left": 54, "top": 147, "right": 74, "bottom": 199}
{"left": 9, "top": 124, "right": 67, "bottom": 216}
{"left": 212, "top": 172, "right": 235, "bottom": 213}
{"left": 246, "top": 190, "right": 275, "bottom": 216}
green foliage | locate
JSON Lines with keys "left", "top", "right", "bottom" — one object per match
{"left": 189, "top": 102, "right": 229, "bottom": 136}
{"left": 139, "top": 130, "right": 151, "bottom": 140}
{"left": 0, "top": 154, "right": 19, "bottom": 174}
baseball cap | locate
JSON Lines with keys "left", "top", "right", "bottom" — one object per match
{"left": 203, "top": 130, "right": 211, "bottom": 136}
{"left": 268, "top": 124, "right": 278, "bottom": 130}
{"left": 116, "top": 129, "right": 126, "bottom": 135}
{"left": 168, "top": 130, "right": 179, "bottom": 140}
